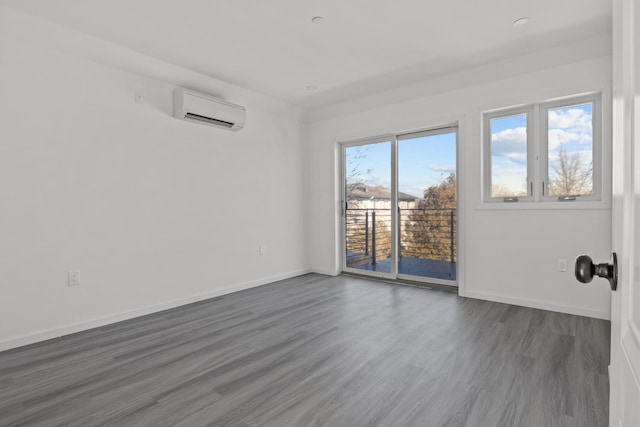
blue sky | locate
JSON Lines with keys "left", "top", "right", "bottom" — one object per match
{"left": 345, "top": 132, "right": 457, "bottom": 199}
{"left": 490, "top": 113, "right": 528, "bottom": 196}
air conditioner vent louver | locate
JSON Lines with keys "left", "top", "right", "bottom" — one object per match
{"left": 173, "top": 88, "right": 245, "bottom": 131}
{"left": 184, "top": 112, "right": 234, "bottom": 128}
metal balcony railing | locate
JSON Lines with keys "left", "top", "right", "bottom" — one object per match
{"left": 345, "top": 208, "right": 456, "bottom": 274}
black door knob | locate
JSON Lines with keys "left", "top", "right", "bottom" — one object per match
{"left": 575, "top": 253, "right": 618, "bottom": 291}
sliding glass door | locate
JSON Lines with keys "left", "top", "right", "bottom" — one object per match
{"left": 343, "top": 127, "right": 457, "bottom": 285}
{"left": 397, "top": 130, "right": 457, "bottom": 282}
{"left": 344, "top": 139, "right": 394, "bottom": 276}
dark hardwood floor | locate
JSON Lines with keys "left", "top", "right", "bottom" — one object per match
{"left": 0, "top": 274, "right": 610, "bottom": 426}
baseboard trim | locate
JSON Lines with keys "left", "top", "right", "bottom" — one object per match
{"left": 464, "top": 290, "right": 611, "bottom": 320}
{"left": 309, "top": 268, "right": 339, "bottom": 276}
{"left": 0, "top": 268, "right": 311, "bottom": 352}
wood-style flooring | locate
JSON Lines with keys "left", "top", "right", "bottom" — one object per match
{"left": 0, "top": 274, "right": 610, "bottom": 426}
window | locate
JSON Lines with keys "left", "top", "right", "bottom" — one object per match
{"left": 484, "top": 93, "right": 601, "bottom": 203}
{"left": 543, "top": 98, "right": 597, "bottom": 200}
{"left": 486, "top": 108, "right": 533, "bottom": 201}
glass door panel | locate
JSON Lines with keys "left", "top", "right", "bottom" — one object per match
{"left": 398, "top": 131, "right": 457, "bottom": 282}
{"left": 344, "top": 141, "right": 393, "bottom": 274}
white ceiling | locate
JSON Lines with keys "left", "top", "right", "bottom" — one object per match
{"left": 0, "top": 0, "right": 612, "bottom": 110}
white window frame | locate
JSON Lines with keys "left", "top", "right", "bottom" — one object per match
{"left": 540, "top": 93, "right": 602, "bottom": 202}
{"left": 483, "top": 105, "right": 535, "bottom": 203}
{"left": 483, "top": 92, "right": 602, "bottom": 204}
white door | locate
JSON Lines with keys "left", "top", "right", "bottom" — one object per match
{"left": 609, "top": 0, "right": 640, "bottom": 425}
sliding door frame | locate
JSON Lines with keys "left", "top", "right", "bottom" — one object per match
{"left": 341, "top": 135, "right": 397, "bottom": 280}
{"left": 396, "top": 126, "right": 458, "bottom": 286}
{"left": 340, "top": 124, "right": 459, "bottom": 287}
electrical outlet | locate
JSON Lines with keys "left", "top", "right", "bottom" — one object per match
{"left": 68, "top": 271, "right": 80, "bottom": 286}
{"left": 259, "top": 245, "right": 266, "bottom": 256}
{"left": 558, "top": 258, "right": 567, "bottom": 272}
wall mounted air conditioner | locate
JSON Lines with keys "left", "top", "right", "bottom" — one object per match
{"left": 173, "top": 88, "right": 246, "bottom": 131}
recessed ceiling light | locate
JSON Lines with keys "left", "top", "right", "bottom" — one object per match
{"left": 513, "top": 17, "right": 530, "bottom": 27}
{"left": 306, "top": 85, "right": 318, "bottom": 91}
{"left": 311, "top": 16, "right": 324, "bottom": 25}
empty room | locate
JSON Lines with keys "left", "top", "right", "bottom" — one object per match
{"left": 1, "top": 1, "right": 639, "bottom": 426}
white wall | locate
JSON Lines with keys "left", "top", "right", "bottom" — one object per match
{"left": 0, "top": 12, "right": 307, "bottom": 350}
{"left": 308, "top": 51, "right": 613, "bottom": 319}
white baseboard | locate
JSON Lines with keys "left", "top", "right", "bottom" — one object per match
{"left": 0, "top": 268, "right": 312, "bottom": 352}
{"left": 464, "top": 289, "right": 611, "bottom": 320}
{"left": 309, "top": 268, "right": 338, "bottom": 276}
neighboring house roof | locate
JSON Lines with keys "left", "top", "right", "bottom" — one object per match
{"left": 347, "top": 183, "right": 418, "bottom": 201}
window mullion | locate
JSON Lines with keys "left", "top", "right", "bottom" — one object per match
{"left": 540, "top": 102, "right": 549, "bottom": 201}
{"left": 532, "top": 104, "right": 541, "bottom": 201}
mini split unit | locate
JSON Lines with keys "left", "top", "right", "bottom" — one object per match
{"left": 173, "top": 88, "right": 246, "bottom": 131}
